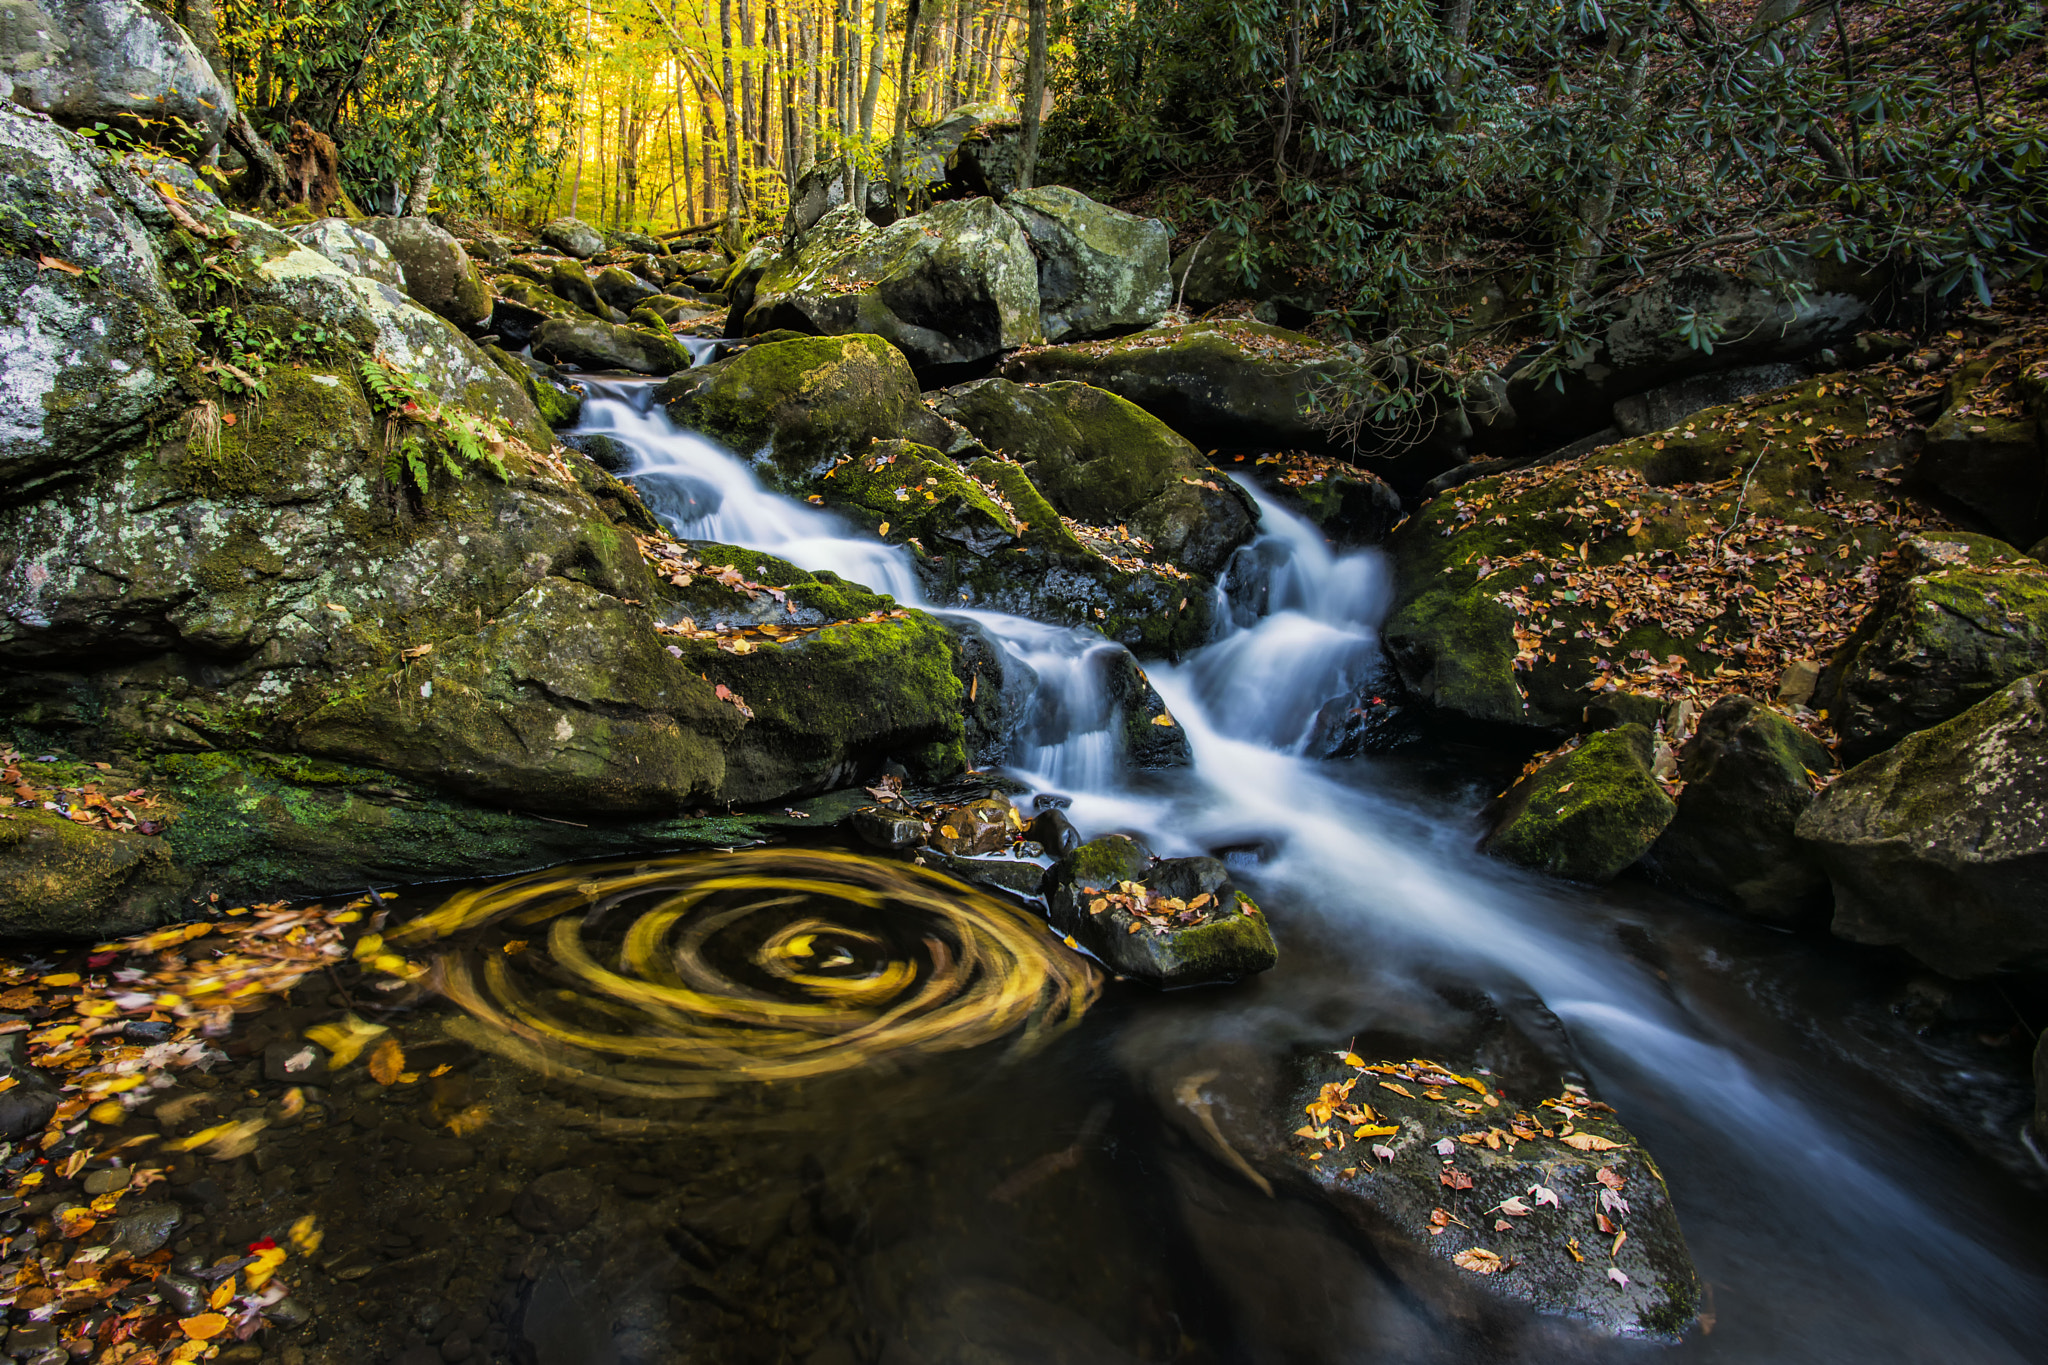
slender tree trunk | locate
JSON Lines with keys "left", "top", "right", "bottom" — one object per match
{"left": 721, "top": 0, "right": 746, "bottom": 240}
{"left": 947, "top": 0, "right": 970, "bottom": 107}
{"left": 407, "top": 0, "right": 478, "bottom": 215}
{"left": 664, "top": 102, "right": 685, "bottom": 231}
{"left": 889, "top": 0, "right": 925, "bottom": 205}
{"left": 799, "top": 7, "right": 818, "bottom": 173}
{"left": 1568, "top": 3, "right": 1669, "bottom": 299}
{"left": 858, "top": 0, "right": 889, "bottom": 139}
{"left": 739, "top": 0, "right": 759, "bottom": 174}
{"left": 1017, "top": 0, "right": 1045, "bottom": 186}
{"left": 675, "top": 56, "right": 697, "bottom": 225}
{"left": 913, "top": 3, "right": 940, "bottom": 117}
{"left": 1432, "top": 0, "right": 1474, "bottom": 133}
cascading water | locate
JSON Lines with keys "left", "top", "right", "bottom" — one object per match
{"left": 569, "top": 377, "right": 2047, "bottom": 1363}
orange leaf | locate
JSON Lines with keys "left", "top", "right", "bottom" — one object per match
{"left": 36, "top": 255, "right": 84, "bottom": 276}
{"left": 177, "top": 1313, "right": 229, "bottom": 1341}
{"left": 367, "top": 1035, "right": 404, "bottom": 1086}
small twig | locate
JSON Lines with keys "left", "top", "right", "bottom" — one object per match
{"left": 1717, "top": 446, "right": 1772, "bottom": 546}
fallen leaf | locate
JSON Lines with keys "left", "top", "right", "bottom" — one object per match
{"left": 1379, "top": 1082, "right": 1414, "bottom": 1098}
{"left": 1595, "top": 1166, "right": 1625, "bottom": 1190}
{"left": 1607, "top": 1266, "right": 1629, "bottom": 1287}
{"left": 1371, "top": 1143, "right": 1395, "bottom": 1163}
{"left": 1452, "top": 1248, "right": 1504, "bottom": 1274}
{"left": 37, "top": 255, "right": 84, "bottom": 275}
{"left": 1495, "top": 1219, "right": 1514, "bottom": 1232}
{"left": 1497, "top": 1196, "right": 1531, "bottom": 1216}
{"left": 1353, "top": 1123, "right": 1399, "bottom": 1138}
{"left": 304, "top": 1014, "right": 388, "bottom": 1069}
{"left": 1530, "top": 1184, "right": 1560, "bottom": 1209}
{"left": 1439, "top": 1168, "right": 1475, "bottom": 1191}
{"left": 1566, "top": 1236, "right": 1585, "bottom": 1263}
{"left": 177, "top": 1313, "right": 229, "bottom": 1341}
{"left": 1561, "top": 1131, "right": 1623, "bottom": 1152}
{"left": 367, "top": 1035, "right": 405, "bottom": 1086}
{"left": 1433, "top": 1137, "right": 1457, "bottom": 1156}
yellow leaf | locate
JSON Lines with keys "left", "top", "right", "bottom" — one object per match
{"left": 87, "top": 1099, "right": 126, "bottom": 1125}
{"left": 351, "top": 932, "right": 384, "bottom": 960}
{"left": 1379, "top": 1082, "right": 1414, "bottom": 1098}
{"left": 177, "top": 1313, "right": 230, "bottom": 1341}
{"left": 1561, "top": 1131, "right": 1624, "bottom": 1152}
{"left": 1150, "top": 712, "right": 1175, "bottom": 726}
{"left": 367, "top": 1035, "right": 404, "bottom": 1086}
{"left": 41, "top": 973, "right": 80, "bottom": 987}
{"left": 1353, "top": 1124, "right": 1399, "bottom": 1138}
{"left": 1452, "top": 1248, "right": 1504, "bottom": 1274}
{"left": 305, "top": 1013, "right": 388, "bottom": 1069}
{"left": 289, "top": 1214, "right": 323, "bottom": 1256}
{"left": 939, "top": 825, "right": 959, "bottom": 840}
{"left": 878, "top": 521, "right": 890, "bottom": 537}
{"left": 443, "top": 1103, "right": 492, "bottom": 1138}
{"left": 245, "top": 1245, "right": 287, "bottom": 1289}
{"left": 1342, "top": 1052, "right": 1366, "bottom": 1067}
{"left": 208, "top": 1277, "right": 235, "bottom": 1310}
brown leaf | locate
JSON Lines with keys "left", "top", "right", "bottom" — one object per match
{"left": 36, "top": 255, "right": 84, "bottom": 275}
{"left": 1560, "top": 1131, "right": 1623, "bottom": 1152}
{"left": 1452, "top": 1247, "right": 1503, "bottom": 1274}
{"left": 1439, "top": 1168, "right": 1474, "bottom": 1191}
{"left": 1596, "top": 1166, "right": 1626, "bottom": 1190}
{"left": 367, "top": 1034, "right": 404, "bottom": 1086}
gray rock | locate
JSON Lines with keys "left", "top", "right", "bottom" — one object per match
{"left": 0, "top": 0, "right": 237, "bottom": 147}
{"left": 1913, "top": 359, "right": 2047, "bottom": 547}
{"left": 547, "top": 260, "right": 611, "bottom": 319}
{"left": 520, "top": 1264, "right": 619, "bottom": 1365}
{"left": 1611, "top": 363, "right": 1806, "bottom": 437}
{"left": 364, "top": 217, "right": 493, "bottom": 329}
{"left": 108, "top": 1200, "right": 183, "bottom": 1256}
{"left": 1170, "top": 228, "right": 1327, "bottom": 325}
{"left": 593, "top": 265, "right": 659, "bottom": 312}
{"left": 531, "top": 317, "right": 689, "bottom": 376}
{"left": 733, "top": 199, "right": 1041, "bottom": 369}
{"left": 0, "top": 104, "right": 195, "bottom": 493}
{"left": 289, "top": 218, "right": 406, "bottom": 291}
{"left": 1647, "top": 697, "right": 1831, "bottom": 922}
{"left": 539, "top": 217, "right": 606, "bottom": 259}
{"left": 1104, "top": 650, "right": 1191, "bottom": 769}
{"left": 1045, "top": 838, "right": 1277, "bottom": 986}
{"left": 512, "top": 1169, "right": 600, "bottom": 1235}
{"left": 1002, "top": 187, "right": 1171, "bottom": 342}
{"left": 850, "top": 806, "right": 927, "bottom": 850}
{"left": 1797, "top": 669, "right": 2048, "bottom": 977}
{"left": 1486, "top": 726, "right": 1677, "bottom": 883}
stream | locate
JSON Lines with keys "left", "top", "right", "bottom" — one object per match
{"left": 363, "top": 379, "right": 2048, "bottom": 1363}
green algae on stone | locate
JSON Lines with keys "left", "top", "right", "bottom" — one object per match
{"left": 0, "top": 809, "right": 191, "bottom": 941}
{"left": 1044, "top": 837, "right": 1277, "bottom": 986}
{"left": 1487, "top": 725, "right": 1677, "bottom": 882}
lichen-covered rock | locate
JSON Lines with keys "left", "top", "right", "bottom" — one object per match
{"left": 1796, "top": 670, "right": 2048, "bottom": 977}
{"left": 0, "top": 0, "right": 237, "bottom": 147}
{"left": 1383, "top": 373, "right": 1922, "bottom": 733}
{"left": 1278, "top": 1054, "right": 1699, "bottom": 1341}
{"left": 539, "top": 217, "right": 606, "bottom": 259}
{"left": 1001, "top": 187, "right": 1171, "bottom": 342}
{"left": 0, "top": 807, "right": 191, "bottom": 940}
{"left": 933, "top": 378, "right": 1257, "bottom": 575}
{"left": 733, "top": 199, "right": 1040, "bottom": 368}
{"left": 0, "top": 104, "right": 195, "bottom": 493}
{"left": 484, "top": 345, "right": 582, "bottom": 429}
{"left": 1912, "top": 359, "right": 2047, "bottom": 547}
{"left": 1820, "top": 533, "right": 2048, "bottom": 761}
{"left": 530, "top": 317, "right": 689, "bottom": 376}
{"left": 289, "top": 218, "right": 406, "bottom": 291}
{"left": 1045, "top": 835, "right": 1277, "bottom": 986}
{"left": 1647, "top": 697, "right": 1831, "bottom": 921}
{"left": 1487, "top": 726, "right": 1676, "bottom": 882}
{"left": 1000, "top": 320, "right": 1352, "bottom": 450}
{"left": 363, "top": 216, "right": 493, "bottom": 328}
{"left": 657, "top": 333, "right": 920, "bottom": 481}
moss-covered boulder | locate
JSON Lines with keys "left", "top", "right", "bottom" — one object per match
{"left": 933, "top": 378, "right": 1257, "bottom": 576}
{"left": 363, "top": 216, "right": 493, "bottom": 329}
{"left": 539, "top": 217, "right": 605, "bottom": 259}
{"left": 483, "top": 345, "right": 582, "bottom": 428}
{"left": 824, "top": 439, "right": 1018, "bottom": 555}
{"left": 531, "top": 317, "right": 690, "bottom": 376}
{"left": 999, "top": 320, "right": 1352, "bottom": 449}
{"left": 1044, "top": 836, "right": 1277, "bottom": 986}
{"left": 0, "top": 808, "right": 191, "bottom": 940}
{"left": 732, "top": 199, "right": 1040, "bottom": 368}
{"left": 1911, "top": 358, "right": 2047, "bottom": 547}
{"left": 658, "top": 333, "right": 921, "bottom": 482}
{"left": 547, "top": 259, "right": 614, "bottom": 319}
{"left": 0, "top": 105, "right": 196, "bottom": 494}
{"left": 289, "top": 218, "right": 406, "bottom": 290}
{"left": 1383, "top": 373, "right": 1928, "bottom": 733}
{"left": 1796, "top": 670, "right": 2048, "bottom": 977}
{"left": 1486, "top": 726, "right": 1677, "bottom": 882}
{"left": 594, "top": 264, "right": 660, "bottom": 312}
{"left": 1278, "top": 1053, "right": 1699, "bottom": 1340}
{"left": 1646, "top": 697, "right": 1832, "bottom": 922}
{"left": 1001, "top": 186, "right": 1172, "bottom": 342}
{"left": 1820, "top": 532, "right": 2048, "bottom": 761}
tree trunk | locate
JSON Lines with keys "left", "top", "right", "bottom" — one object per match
{"left": 721, "top": 0, "right": 746, "bottom": 241}
{"left": 1017, "top": 0, "right": 1045, "bottom": 187}
{"left": 407, "top": 0, "right": 479, "bottom": 216}
{"left": 1567, "top": 3, "right": 1669, "bottom": 299}
{"left": 1432, "top": 0, "right": 1474, "bottom": 133}
{"left": 947, "top": 0, "right": 970, "bottom": 107}
{"left": 889, "top": 0, "right": 925, "bottom": 205}
{"left": 858, "top": 0, "right": 889, "bottom": 139}
{"left": 739, "top": 0, "right": 759, "bottom": 174}
{"left": 226, "top": 118, "right": 290, "bottom": 206}
{"left": 675, "top": 56, "right": 697, "bottom": 224}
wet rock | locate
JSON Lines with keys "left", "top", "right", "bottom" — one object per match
{"left": 0, "top": 0, "right": 237, "bottom": 148}
{"left": 1277, "top": 1053, "right": 1699, "bottom": 1341}
{"left": 531, "top": 317, "right": 689, "bottom": 376}
{"left": 1000, "top": 320, "right": 1352, "bottom": 452}
{"left": 520, "top": 1264, "right": 619, "bottom": 1365}
{"left": 948, "top": 616, "right": 1037, "bottom": 766}
{"left": 927, "top": 796, "right": 1024, "bottom": 856}
{"left": 562, "top": 432, "right": 635, "bottom": 474}
{"left": 1912, "top": 358, "right": 2047, "bottom": 546}
{"left": 540, "top": 217, "right": 606, "bottom": 259}
{"left": 1046, "top": 836, "right": 1278, "bottom": 986}
{"left": 1819, "top": 532, "right": 2048, "bottom": 762}
{"left": 513, "top": 1170, "right": 600, "bottom": 1236}
{"left": 484, "top": 345, "right": 583, "bottom": 429}
{"left": 1796, "top": 670, "right": 2048, "bottom": 977}
{"left": 1486, "top": 727, "right": 1676, "bottom": 883}
{"left": 594, "top": 266, "right": 660, "bottom": 312}
{"left": 1001, "top": 187, "right": 1171, "bottom": 342}
{"left": 485, "top": 296, "right": 550, "bottom": 350}
{"left": 0, "top": 105, "right": 196, "bottom": 494}
{"left": 658, "top": 334, "right": 920, "bottom": 483}
{"left": 407, "top": 1138, "right": 476, "bottom": 1174}
{"left": 108, "top": 1201, "right": 183, "bottom": 1257}
{"left": 1028, "top": 808, "right": 1080, "bottom": 856}
{"left": 731, "top": 199, "right": 1040, "bottom": 369}
{"left": 1646, "top": 697, "right": 1832, "bottom": 922}
{"left": 290, "top": 218, "right": 408, "bottom": 291}
{"left": 0, "top": 1037, "right": 59, "bottom": 1139}
{"left": 364, "top": 217, "right": 494, "bottom": 329}
{"left": 823, "top": 439, "right": 1019, "bottom": 557}
{"left": 1284, "top": 467, "right": 1405, "bottom": 548}
{"left": 1105, "top": 652, "right": 1192, "bottom": 770}
{"left": 0, "top": 808, "right": 191, "bottom": 940}
{"left": 850, "top": 805, "right": 929, "bottom": 851}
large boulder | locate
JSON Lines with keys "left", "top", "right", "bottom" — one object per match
{"left": 0, "top": 105, "right": 195, "bottom": 494}
{"left": 1169, "top": 228, "right": 1329, "bottom": 326}
{"left": 1043, "top": 834, "right": 1277, "bottom": 987}
{"left": 732, "top": 199, "right": 1040, "bottom": 369}
{"left": 594, "top": 265, "right": 659, "bottom": 312}
{"left": 530, "top": 317, "right": 688, "bottom": 376}
{"left": 1383, "top": 373, "right": 1924, "bottom": 733}
{"left": 1486, "top": 726, "right": 1676, "bottom": 882}
{"left": 1508, "top": 257, "right": 1885, "bottom": 443}
{"left": 999, "top": 320, "right": 1352, "bottom": 450}
{"left": 0, "top": 804, "right": 190, "bottom": 940}
{"left": 1646, "top": 697, "right": 1832, "bottom": 922}
{"left": 539, "top": 217, "right": 606, "bottom": 259}
{"left": 288, "top": 217, "right": 406, "bottom": 291}
{"left": 1911, "top": 358, "right": 2047, "bottom": 547}
{"left": 1001, "top": 187, "right": 1171, "bottom": 342}
{"left": 1796, "top": 671, "right": 2048, "bottom": 977}
{"left": 1819, "top": 533, "right": 2048, "bottom": 762}
{"left": 363, "top": 216, "right": 493, "bottom": 329}
{"left": 0, "top": 0, "right": 236, "bottom": 147}
{"left": 657, "top": 333, "right": 921, "bottom": 481}
{"left": 933, "top": 378, "right": 1257, "bottom": 576}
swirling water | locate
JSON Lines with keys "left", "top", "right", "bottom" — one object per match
{"left": 574, "top": 379, "right": 2048, "bottom": 1363}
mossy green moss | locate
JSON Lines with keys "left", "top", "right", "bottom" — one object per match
{"left": 825, "top": 440, "right": 1017, "bottom": 554}
{"left": 0, "top": 808, "right": 191, "bottom": 940}
{"left": 1487, "top": 725, "right": 1677, "bottom": 882}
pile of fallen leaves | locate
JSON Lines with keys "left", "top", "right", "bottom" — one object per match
{"left": 1227, "top": 450, "right": 1365, "bottom": 490}
{"left": 0, "top": 901, "right": 369, "bottom": 1361}
{"left": 3, "top": 750, "right": 170, "bottom": 837}
{"left": 637, "top": 529, "right": 912, "bottom": 659}
{"left": 1083, "top": 882, "right": 1256, "bottom": 938}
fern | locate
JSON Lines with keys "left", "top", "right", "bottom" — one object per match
{"left": 359, "top": 355, "right": 514, "bottom": 499}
